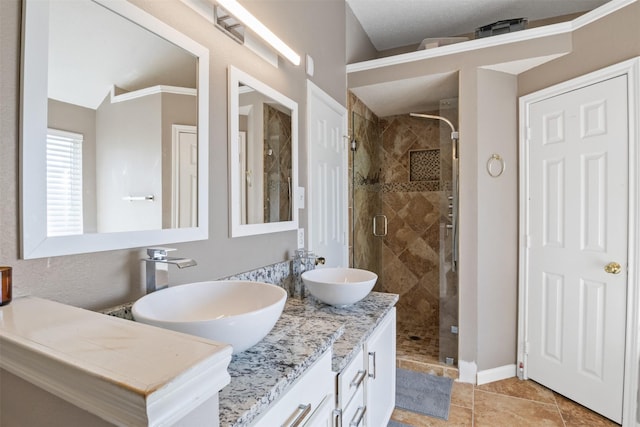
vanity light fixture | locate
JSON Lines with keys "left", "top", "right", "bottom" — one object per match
{"left": 215, "top": 0, "right": 301, "bottom": 66}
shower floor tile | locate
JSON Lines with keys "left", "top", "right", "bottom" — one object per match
{"left": 396, "top": 320, "right": 459, "bottom": 378}
{"left": 396, "top": 321, "right": 439, "bottom": 360}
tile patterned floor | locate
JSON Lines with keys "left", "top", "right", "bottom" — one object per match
{"left": 390, "top": 374, "right": 620, "bottom": 426}
{"left": 394, "top": 322, "right": 618, "bottom": 426}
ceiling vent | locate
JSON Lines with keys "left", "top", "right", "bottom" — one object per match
{"left": 475, "top": 18, "right": 528, "bottom": 39}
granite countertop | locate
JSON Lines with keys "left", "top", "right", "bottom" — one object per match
{"left": 219, "top": 291, "right": 398, "bottom": 427}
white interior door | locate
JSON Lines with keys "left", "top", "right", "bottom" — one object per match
{"left": 307, "top": 81, "right": 348, "bottom": 268}
{"left": 525, "top": 75, "right": 628, "bottom": 422}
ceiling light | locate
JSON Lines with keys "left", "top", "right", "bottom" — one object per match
{"left": 216, "top": 0, "right": 300, "bottom": 66}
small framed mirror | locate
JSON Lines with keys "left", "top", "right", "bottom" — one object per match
{"left": 228, "top": 66, "right": 298, "bottom": 237}
{"left": 21, "top": 0, "right": 210, "bottom": 259}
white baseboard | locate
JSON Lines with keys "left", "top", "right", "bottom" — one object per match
{"left": 457, "top": 360, "right": 477, "bottom": 384}
{"left": 476, "top": 364, "right": 517, "bottom": 385}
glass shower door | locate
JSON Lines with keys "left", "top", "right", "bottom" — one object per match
{"left": 351, "top": 112, "right": 383, "bottom": 286}
{"left": 438, "top": 98, "right": 459, "bottom": 365}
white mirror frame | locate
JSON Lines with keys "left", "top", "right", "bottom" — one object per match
{"left": 20, "top": 0, "right": 210, "bottom": 259}
{"left": 228, "top": 66, "right": 298, "bottom": 237}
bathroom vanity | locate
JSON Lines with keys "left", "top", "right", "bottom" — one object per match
{"left": 0, "top": 290, "right": 397, "bottom": 427}
{"left": 217, "top": 292, "right": 398, "bottom": 427}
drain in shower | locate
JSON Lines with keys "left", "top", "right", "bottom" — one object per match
{"left": 409, "top": 335, "right": 421, "bottom": 340}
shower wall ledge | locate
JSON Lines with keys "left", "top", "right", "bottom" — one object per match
{"left": 346, "top": 0, "right": 633, "bottom": 75}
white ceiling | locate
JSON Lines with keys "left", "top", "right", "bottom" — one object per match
{"left": 347, "top": 0, "right": 611, "bottom": 51}
{"left": 350, "top": 71, "right": 459, "bottom": 116}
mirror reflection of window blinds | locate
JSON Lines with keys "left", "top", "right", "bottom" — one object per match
{"left": 46, "top": 129, "right": 83, "bottom": 237}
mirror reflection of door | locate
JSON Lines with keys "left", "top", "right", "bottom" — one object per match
{"left": 172, "top": 125, "right": 197, "bottom": 228}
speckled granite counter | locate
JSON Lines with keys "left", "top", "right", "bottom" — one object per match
{"left": 219, "top": 291, "right": 398, "bottom": 427}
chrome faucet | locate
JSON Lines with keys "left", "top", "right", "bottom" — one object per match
{"left": 143, "top": 247, "right": 197, "bottom": 293}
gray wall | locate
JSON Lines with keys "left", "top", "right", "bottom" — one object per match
{"left": 518, "top": 3, "right": 640, "bottom": 95}
{"left": 0, "top": 0, "right": 346, "bottom": 309}
{"left": 475, "top": 68, "right": 518, "bottom": 370}
{"left": 346, "top": 3, "right": 377, "bottom": 64}
{"left": 0, "top": 369, "right": 114, "bottom": 427}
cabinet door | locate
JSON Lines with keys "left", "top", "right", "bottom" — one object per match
{"left": 365, "top": 308, "right": 396, "bottom": 426}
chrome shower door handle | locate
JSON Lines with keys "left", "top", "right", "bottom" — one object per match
{"left": 372, "top": 214, "right": 388, "bottom": 237}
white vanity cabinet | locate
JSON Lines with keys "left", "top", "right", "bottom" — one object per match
{"left": 335, "top": 307, "right": 396, "bottom": 427}
{"left": 250, "top": 349, "right": 334, "bottom": 427}
{"left": 365, "top": 307, "right": 396, "bottom": 426}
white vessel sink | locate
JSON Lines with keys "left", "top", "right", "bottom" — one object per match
{"left": 132, "top": 280, "right": 287, "bottom": 354}
{"left": 301, "top": 268, "right": 377, "bottom": 306}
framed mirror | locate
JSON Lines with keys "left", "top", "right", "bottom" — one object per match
{"left": 228, "top": 66, "right": 298, "bottom": 237}
{"left": 21, "top": 0, "right": 209, "bottom": 259}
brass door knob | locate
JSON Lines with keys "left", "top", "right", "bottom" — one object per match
{"left": 604, "top": 262, "right": 622, "bottom": 275}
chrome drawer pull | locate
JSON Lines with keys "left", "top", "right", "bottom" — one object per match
{"left": 368, "top": 351, "right": 376, "bottom": 379}
{"left": 350, "top": 370, "right": 367, "bottom": 388}
{"left": 349, "top": 406, "right": 366, "bottom": 427}
{"left": 283, "top": 403, "right": 311, "bottom": 427}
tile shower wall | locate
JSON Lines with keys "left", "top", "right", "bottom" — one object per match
{"left": 379, "top": 113, "right": 444, "bottom": 335}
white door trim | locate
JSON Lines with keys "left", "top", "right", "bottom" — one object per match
{"left": 306, "top": 80, "right": 348, "bottom": 266}
{"left": 171, "top": 124, "right": 197, "bottom": 228}
{"left": 518, "top": 57, "right": 640, "bottom": 426}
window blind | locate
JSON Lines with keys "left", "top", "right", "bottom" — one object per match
{"left": 46, "top": 129, "right": 83, "bottom": 237}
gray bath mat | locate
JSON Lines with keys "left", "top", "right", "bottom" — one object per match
{"left": 387, "top": 420, "right": 411, "bottom": 427}
{"left": 395, "top": 367, "right": 454, "bottom": 420}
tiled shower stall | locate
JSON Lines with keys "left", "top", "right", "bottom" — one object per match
{"left": 349, "top": 92, "right": 459, "bottom": 369}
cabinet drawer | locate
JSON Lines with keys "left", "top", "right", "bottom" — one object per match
{"left": 341, "top": 385, "right": 365, "bottom": 427}
{"left": 251, "top": 350, "right": 334, "bottom": 427}
{"left": 337, "top": 347, "right": 365, "bottom": 410}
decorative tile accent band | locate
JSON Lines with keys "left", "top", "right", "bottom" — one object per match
{"left": 381, "top": 181, "right": 442, "bottom": 193}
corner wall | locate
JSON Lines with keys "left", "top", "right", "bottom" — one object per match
{"left": 476, "top": 69, "right": 518, "bottom": 371}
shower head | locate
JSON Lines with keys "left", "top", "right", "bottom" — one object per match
{"left": 411, "top": 112, "right": 459, "bottom": 161}
{"left": 410, "top": 113, "right": 458, "bottom": 138}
